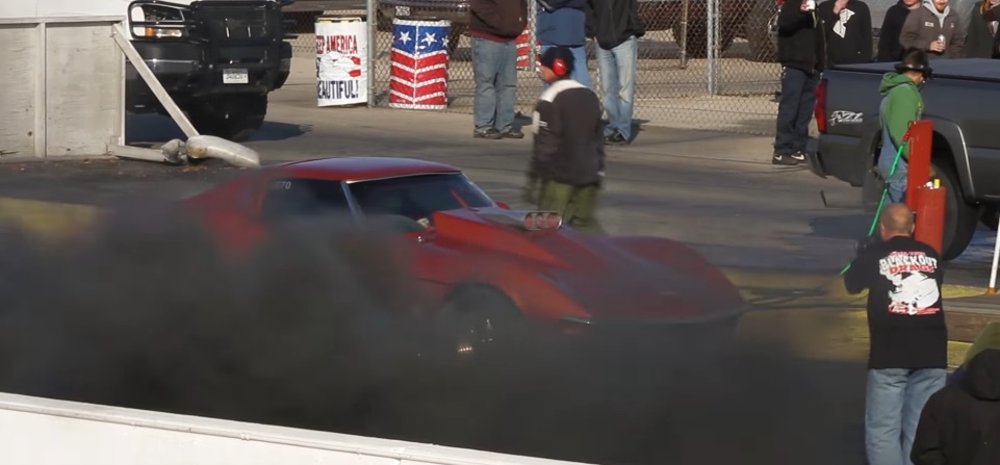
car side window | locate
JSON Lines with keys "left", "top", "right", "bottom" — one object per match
{"left": 260, "top": 178, "right": 351, "bottom": 221}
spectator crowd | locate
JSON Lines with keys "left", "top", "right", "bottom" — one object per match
{"left": 773, "top": 0, "right": 1000, "bottom": 165}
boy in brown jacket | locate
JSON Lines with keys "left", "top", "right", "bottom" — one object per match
{"left": 900, "top": 0, "right": 966, "bottom": 58}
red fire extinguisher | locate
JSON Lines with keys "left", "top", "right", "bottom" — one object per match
{"left": 913, "top": 178, "right": 947, "bottom": 256}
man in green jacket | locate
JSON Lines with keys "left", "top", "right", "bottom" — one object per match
{"left": 878, "top": 48, "right": 930, "bottom": 203}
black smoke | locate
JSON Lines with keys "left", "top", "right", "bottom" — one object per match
{"left": 0, "top": 207, "right": 866, "bottom": 465}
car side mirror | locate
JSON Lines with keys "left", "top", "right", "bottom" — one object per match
{"left": 496, "top": 201, "right": 511, "bottom": 210}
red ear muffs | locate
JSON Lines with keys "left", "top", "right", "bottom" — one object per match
{"left": 552, "top": 57, "right": 568, "bottom": 77}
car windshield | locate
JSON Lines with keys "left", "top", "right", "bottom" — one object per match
{"left": 348, "top": 173, "right": 494, "bottom": 221}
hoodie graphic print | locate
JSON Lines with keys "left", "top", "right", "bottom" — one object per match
{"left": 818, "top": 0, "right": 873, "bottom": 65}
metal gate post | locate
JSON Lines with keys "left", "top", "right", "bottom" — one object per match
{"left": 366, "top": 0, "right": 377, "bottom": 107}
{"left": 529, "top": 0, "right": 537, "bottom": 70}
{"left": 706, "top": 0, "right": 719, "bottom": 95}
{"left": 679, "top": 0, "right": 688, "bottom": 69}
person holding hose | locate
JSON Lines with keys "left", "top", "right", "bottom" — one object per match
{"left": 877, "top": 48, "right": 930, "bottom": 203}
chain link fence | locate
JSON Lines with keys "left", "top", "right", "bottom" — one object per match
{"left": 284, "top": 0, "right": 785, "bottom": 136}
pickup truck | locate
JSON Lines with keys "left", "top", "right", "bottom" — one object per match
{"left": 125, "top": 0, "right": 294, "bottom": 141}
{"left": 808, "top": 58, "right": 1000, "bottom": 261}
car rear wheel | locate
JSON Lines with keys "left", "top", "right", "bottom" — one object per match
{"left": 441, "top": 286, "right": 523, "bottom": 361}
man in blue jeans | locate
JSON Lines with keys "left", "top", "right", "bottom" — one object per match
{"left": 844, "top": 202, "right": 948, "bottom": 465}
{"left": 585, "top": 0, "right": 644, "bottom": 145}
{"left": 470, "top": 0, "right": 528, "bottom": 139}
{"left": 536, "top": 0, "right": 592, "bottom": 88}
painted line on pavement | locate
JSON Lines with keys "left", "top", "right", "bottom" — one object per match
{"left": 0, "top": 197, "right": 100, "bottom": 239}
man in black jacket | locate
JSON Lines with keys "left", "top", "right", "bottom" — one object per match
{"left": 844, "top": 202, "right": 948, "bottom": 465}
{"left": 470, "top": 0, "right": 528, "bottom": 139}
{"left": 773, "top": 0, "right": 826, "bottom": 165}
{"left": 878, "top": 0, "right": 922, "bottom": 61}
{"left": 911, "top": 348, "right": 1000, "bottom": 465}
{"left": 586, "top": 0, "right": 644, "bottom": 145}
{"left": 522, "top": 47, "right": 606, "bottom": 232}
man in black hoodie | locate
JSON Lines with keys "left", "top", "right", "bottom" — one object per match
{"left": 911, "top": 348, "right": 1000, "bottom": 465}
{"left": 878, "top": 0, "right": 922, "bottom": 61}
{"left": 773, "top": 0, "right": 826, "bottom": 165}
{"left": 844, "top": 202, "right": 948, "bottom": 465}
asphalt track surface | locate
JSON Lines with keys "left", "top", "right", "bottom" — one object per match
{"left": 0, "top": 58, "right": 995, "bottom": 464}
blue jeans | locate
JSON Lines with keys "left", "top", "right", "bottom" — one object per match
{"left": 539, "top": 44, "right": 592, "bottom": 89}
{"left": 879, "top": 131, "right": 909, "bottom": 203}
{"left": 865, "top": 368, "right": 946, "bottom": 465}
{"left": 596, "top": 36, "right": 638, "bottom": 140}
{"left": 472, "top": 37, "right": 518, "bottom": 132}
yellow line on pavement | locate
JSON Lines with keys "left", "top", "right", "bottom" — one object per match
{"left": 0, "top": 197, "right": 100, "bottom": 240}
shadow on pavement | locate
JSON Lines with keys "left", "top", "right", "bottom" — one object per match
{"left": 808, "top": 213, "right": 871, "bottom": 241}
{"left": 125, "top": 113, "right": 309, "bottom": 145}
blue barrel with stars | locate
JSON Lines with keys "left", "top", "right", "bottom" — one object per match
{"left": 389, "top": 18, "right": 450, "bottom": 110}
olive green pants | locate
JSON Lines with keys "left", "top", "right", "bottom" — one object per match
{"left": 537, "top": 180, "right": 604, "bottom": 234}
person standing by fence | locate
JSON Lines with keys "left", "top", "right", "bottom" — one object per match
{"left": 536, "top": 0, "right": 592, "bottom": 88}
{"left": 586, "top": 0, "right": 644, "bottom": 145}
{"left": 772, "top": 0, "right": 826, "bottom": 165}
{"left": 470, "top": 0, "right": 529, "bottom": 139}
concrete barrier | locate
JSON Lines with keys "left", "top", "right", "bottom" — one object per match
{"left": 0, "top": 392, "right": 592, "bottom": 465}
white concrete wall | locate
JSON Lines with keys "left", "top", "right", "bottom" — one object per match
{"left": 0, "top": 0, "right": 132, "bottom": 19}
{"left": 0, "top": 17, "right": 124, "bottom": 159}
{"left": 0, "top": 392, "right": 593, "bottom": 465}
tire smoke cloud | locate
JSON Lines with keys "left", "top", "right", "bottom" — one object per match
{"left": 0, "top": 208, "right": 863, "bottom": 465}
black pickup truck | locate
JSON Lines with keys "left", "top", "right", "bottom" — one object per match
{"left": 126, "top": 0, "right": 294, "bottom": 141}
{"left": 808, "top": 58, "right": 1000, "bottom": 261}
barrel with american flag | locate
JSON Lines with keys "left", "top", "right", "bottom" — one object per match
{"left": 388, "top": 18, "right": 450, "bottom": 110}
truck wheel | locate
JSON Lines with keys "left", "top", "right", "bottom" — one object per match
{"left": 673, "top": 24, "right": 736, "bottom": 59}
{"left": 746, "top": 0, "right": 779, "bottom": 62}
{"left": 933, "top": 160, "right": 979, "bottom": 261}
{"left": 189, "top": 94, "right": 267, "bottom": 143}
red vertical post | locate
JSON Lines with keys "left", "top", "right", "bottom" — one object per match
{"left": 904, "top": 120, "right": 933, "bottom": 209}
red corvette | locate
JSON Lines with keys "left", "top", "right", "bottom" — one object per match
{"left": 183, "top": 156, "right": 748, "bottom": 355}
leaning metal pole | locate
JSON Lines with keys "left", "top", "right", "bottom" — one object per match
{"left": 679, "top": 0, "right": 688, "bottom": 69}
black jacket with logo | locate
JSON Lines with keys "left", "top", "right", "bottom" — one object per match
{"left": 585, "top": 0, "right": 645, "bottom": 49}
{"left": 777, "top": 3, "right": 827, "bottom": 73}
{"left": 530, "top": 78, "right": 605, "bottom": 186}
{"left": 844, "top": 235, "right": 948, "bottom": 369}
{"left": 817, "top": 0, "right": 873, "bottom": 65}
{"left": 911, "top": 349, "right": 1000, "bottom": 465}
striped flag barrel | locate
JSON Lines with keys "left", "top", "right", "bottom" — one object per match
{"left": 388, "top": 18, "right": 450, "bottom": 110}
{"left": 515, "top": 28, "right": 531, "bottom": 70}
